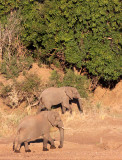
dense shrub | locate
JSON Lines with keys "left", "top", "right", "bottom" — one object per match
{"left": 15, "top": 74, "right": 41, "bottom": 95}
{"left": 49, "top": 70, "right": 62, "bottom": 87}
{"left": 62, "top": 70, "right": 89, "bottom": 98}
{"left": 0, "top": 55, "right": 33, "bottom": 79}
{"left": 0, "top": 83, "right": 12, "bottom": 98}
{"left": 0, "top": 74, "right": 42, "bottom": 108}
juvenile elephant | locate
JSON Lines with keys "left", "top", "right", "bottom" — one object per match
{"left": 13, "top": 111, "right": 64, "bottom": 153}
{"left": 37, "top": 87, "right": 83, "bottom": 114}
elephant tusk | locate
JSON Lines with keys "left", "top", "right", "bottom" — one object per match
{"left": 61, "top": 127, "right": 71, "bottom": 130}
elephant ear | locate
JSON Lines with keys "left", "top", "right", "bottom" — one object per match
{"left": 65, "top": 87, "right": 73, "bottom": 99}
{"left": 47, "top": 111, "right": 57, "bottom": 126}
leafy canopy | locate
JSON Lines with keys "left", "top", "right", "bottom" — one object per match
{"left": 0, "top": 0, "right": 121, "bottom": 82}
{"left": 41, "top": 0, "right": 121, "bottom": 81}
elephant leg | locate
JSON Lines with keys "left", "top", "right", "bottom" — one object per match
{"left": 48, "top": 135, "right": 56, "bottom": 149}
{"left": 13, "top": 138, "right": 21, "bottom": 153}
{"left": 68, "top": 104, "right": 72, "bottom": 114}
{"left": 14, "top": 145, "right": 21, "bottom": 153}
{"left": 44, "top": 102, "right": 52, "bottom": 111}
{"left": 24, "top": 142, "right": 31, "bottom": 152}
{"left": 62, "top": 99, "right": 72, "bottom": 114}
{"left": 61, "top": 105, "right": 66, "bottom": 114}
{"left": 43, "top": 135, "right": 49, "bottom": 151}
{"left": 14, "top": 141, "right": 21, "bottom": 153}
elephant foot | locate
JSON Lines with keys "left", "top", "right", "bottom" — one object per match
{"left": 58, "top": 145, "right": 63, "bottom": 149}
{"left": 25, "top": 149, "right": 31, "bottom": 152}
{"left": 43, "top": 147, "right": 49, "bottom": 151}
{"left": 50, "top": 145, "right": 56, "bottom": 149}
{"left": 14, "top": 150, "right": 20, "bottom": 153}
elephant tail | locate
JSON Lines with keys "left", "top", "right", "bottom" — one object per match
{"left": 13, "top": 136, "right": 17, "bottom": 151}
{"left": 13, "top": 136, "right": 18, "bottom": 151}
{"left": 13, "top": 129, "right": 21, "bottom": 151}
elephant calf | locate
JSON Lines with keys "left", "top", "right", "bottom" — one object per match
{"left": 13, "top": 111, "right": 64, "bottom": 153}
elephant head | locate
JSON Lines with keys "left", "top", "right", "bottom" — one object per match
{"left": 48, "top": 111, "right": 64, "bottom": 148}
{"left": 65, "top": 87, "right": 83, "bottom": 113}
{"left": 64, "top": 87, "right": 80, "bottom": 99}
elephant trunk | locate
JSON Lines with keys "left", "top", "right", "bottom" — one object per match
{"left": 59, "top": 127, "right": 64, "bottom": 148}
{"left": 78, "top": 98, "right": 83, "bottom": 113}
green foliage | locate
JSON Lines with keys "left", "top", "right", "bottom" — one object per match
{"left": 0, "top": 55, "right": 33, "bottom": 79}
{"left": 0, "top": 0, "right": 43, "bottom": 48}
{"left": 0, "top": 84, "right": 12, "bottom": 98}
{"left": 40, "top": 0, "right": 121, "bottom": 82}
{"left": 1, "top": 55, "right": 21, "bottom": 79}
{"left": 0, "top": 0, "right": 35, "bottom": 21}
{"left": 19, "top": 1, "right": 44, "bottom": 48}
{"left": 62, "top": 70, "right": 89, "bottom": 98}
{"left": 85, "top": 40, "right": 122, "bottom": 80}
{"left": 49, "top": 69, "right": 89, "bottom": 98}
{"left": 0, "top": 0, "right": 121, "bottom": 83}
{"left": 15, "top": 74, "right": 41, "bottom": 94}
{"left": 0, "top": 74, "right": 42, "bottom": 108}
{"left": 49, "top": 70, "right": 62, "bottom": 87}
{"left": 53, "top": 59, "right": 61, "bottom": 68}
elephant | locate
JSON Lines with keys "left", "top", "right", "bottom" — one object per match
{"left": 36, "top": 87, "right": 83, "bottom": 114}
{"left": 13, "top": 111, "right": 64, "bottom": 153}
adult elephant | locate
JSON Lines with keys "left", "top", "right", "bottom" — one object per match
{"left": 37, "top": 87, "right": 83, "bottom": 114}
{"left": 13, "top": 111, "right": 64, "bottom": 153}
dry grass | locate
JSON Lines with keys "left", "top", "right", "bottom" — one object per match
{"left": 0, "top": 107, "right": 37, "bottom": 137}
{"left": 0, "top": 98, "right": 118, "bottom": 138}
{"left": 59, "top": 99, "right": 115, "bottom": 135}
{"left": 0, "top": 109, "right": 22, "bottom": 137}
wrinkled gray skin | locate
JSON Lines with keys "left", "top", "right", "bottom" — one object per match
{"left": 13, "top": 111, "right": 64, "bottom": 153}
{"left": 38, "top": 87, "right": 83, "bottom": 114}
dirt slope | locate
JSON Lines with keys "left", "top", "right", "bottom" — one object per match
{"left": 93, "top": 80, "right": 122, "bottom": 111}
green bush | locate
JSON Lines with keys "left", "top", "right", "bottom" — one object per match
{"left": 62, "top": 70, "right": 89, "bottom": 98}
{"left": 1, "top": 55, "right": 19, "bottom": 79}
{"left": 49, "top": 70, "right": 62, "bottom": 87}
{"left": 15, "top": 74, "right": 41, "bottom": 95}
{"left": 0, "top": 84, "right": 12, "bottom": 98}
{"left": 0, "top": 55, "right": 33, "bottom": 79}
{"left": 0, "top": 74, "right": 42, "bottom": 108}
